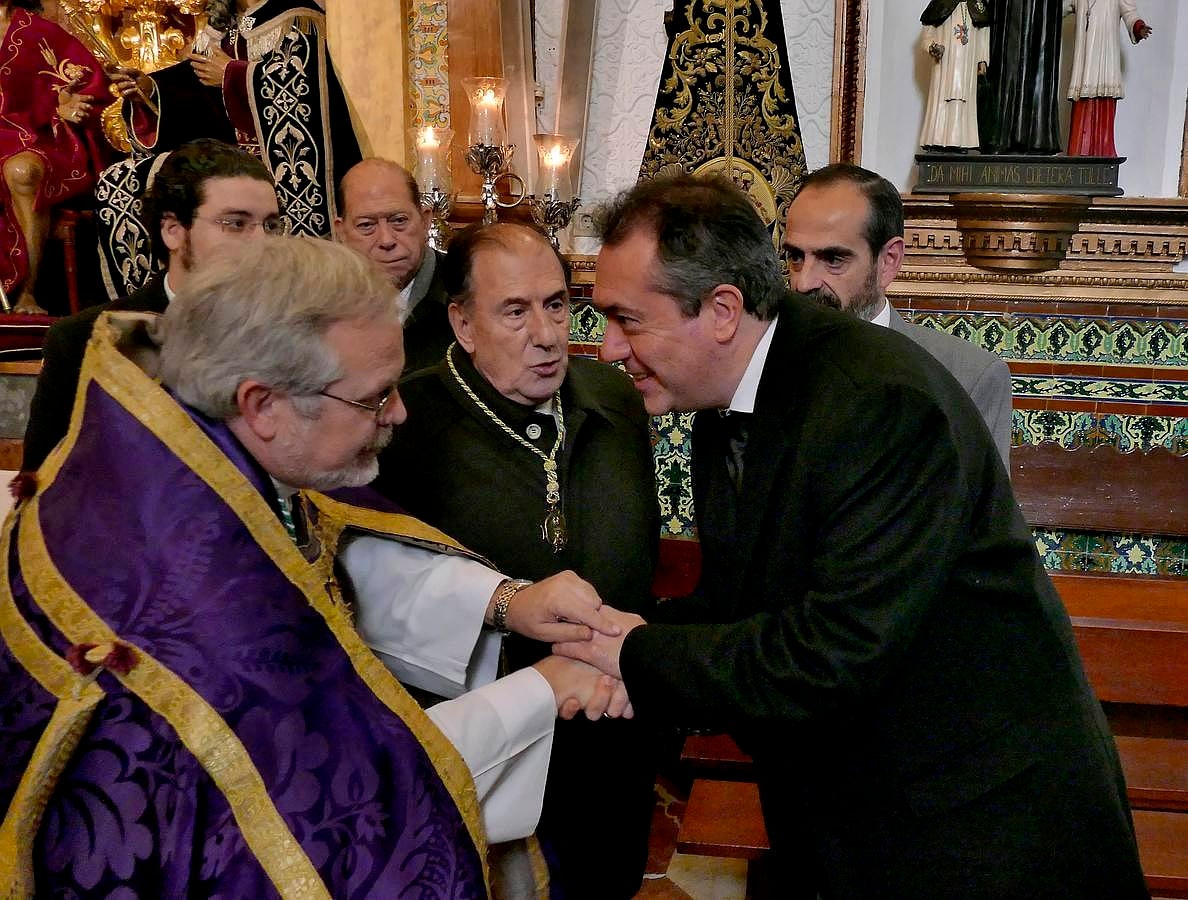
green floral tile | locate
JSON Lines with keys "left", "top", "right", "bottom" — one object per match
{"left": 653, "top": 412, "right": 696, "bottom": 537}
{"left": 1012, "top": 375, "right": 1188, "bottom": 405}
{"left": 1032, "top": 529, "right": 1187, "bottom": 576}
{"left": 907, "top": 312, "right": 1188, "bottom": 367}
{"left": 571, "top": 303, "right": 606, "bottom": 343}
{"left": 1013, "top": 410, "right": 1188, "bottom": 453}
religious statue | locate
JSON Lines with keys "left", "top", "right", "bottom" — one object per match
{"left": 919, "top": 0, "right": 992, "bottom": 151}
{"left": 56, "top": 0, "right": 207, "bottom": 152}
{"left": 95, "top": 0, "right": 361, "bottom": 297}
{"left": 1064, "top": 0, "right": 1152, "bottom": 157}
{"left": 0, "top": 0, "right": 110, "bottom": 313}
{"left": 980, "top": 0, "right": 1063, "bottom": 155}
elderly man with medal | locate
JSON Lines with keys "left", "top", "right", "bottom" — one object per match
{"left": 369, "top": 222, "right": 663, "bottom": 899}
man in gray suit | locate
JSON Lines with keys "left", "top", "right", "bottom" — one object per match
{"left": 784, "top": 163, "right": 1012, "bottom": 464}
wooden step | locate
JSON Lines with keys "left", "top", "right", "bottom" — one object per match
{"left": 1135, "top": 810, "right": 1188, "bottom": 899}
{"left": 676, "top": 779, "right": 768, "bottom": 860}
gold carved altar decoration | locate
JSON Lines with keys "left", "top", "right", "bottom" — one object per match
{"left": 58, "top": 0, "right": 208, "bottom": 151}
{"left": 639, "top": 0, "right": 807, "bottom": 248}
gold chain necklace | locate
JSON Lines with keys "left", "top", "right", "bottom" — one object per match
{"left": 446, "top": 344, "right": 568, "bottom": 552}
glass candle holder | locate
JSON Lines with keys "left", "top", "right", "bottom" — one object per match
{"left": 533, "top": 133, "right": 579, "bottom": 201}
{"left": 463, "top": 76, "right": 509, "bottom": 148}
{"left": 411, "top": 125, "right": 453, "bottom": 195}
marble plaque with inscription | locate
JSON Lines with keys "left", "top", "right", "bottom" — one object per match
{"left": 914, "top": 153, "right": 1123, "bottom": 196}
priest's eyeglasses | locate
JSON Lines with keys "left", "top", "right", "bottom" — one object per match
{"left": 194, "top": 214, "right": 289, "bottom": 236}
{"left": 318, "top": 386, "right": 396, "bottom": 420}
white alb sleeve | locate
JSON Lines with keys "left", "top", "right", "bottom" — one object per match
{"left": 341, "top": 533, "right": 506, "bottom": 697}
{"left": 427, "top": 667, "right": 556, "bottom": 842}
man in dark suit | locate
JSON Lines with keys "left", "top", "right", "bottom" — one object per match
{"left": 334, "top": 158, "right": 453, "bottom": 374}
{"left": 372, "top": 222, "right": 662, "bottom": 898}
{"left": 784, "top": 163, "right": 1012, "bottom": 465}
{"left": 557, "top": 174, "right": 1147, "bottom": 897}
{"left": 21, "top": 139, "right": 280, "bottom": 471}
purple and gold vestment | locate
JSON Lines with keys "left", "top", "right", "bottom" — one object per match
{"left": 0, "top": 314, "right": 489, "bottom": 898}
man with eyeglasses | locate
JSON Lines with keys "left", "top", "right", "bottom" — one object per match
{"left": 22, "top": 139, "right": 282, "bottom": 472}
{"left": 335, "top": 158, "right": 455, "bottom": 373}
{"left": 1, "top": 235, "right": 633, "bottom": 896}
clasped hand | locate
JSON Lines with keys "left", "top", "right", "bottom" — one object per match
{"left": 498, "top": 569, "right": 624, "bottom": 643}
{"left": 499, "top": 572, "right": 644, "bottom": 717}
{"left": 552, "top": 605, "right": 646, "bottom": 682}
{"left": 189, "top": 48, "right": 233, "bottom": 87}
{"left": 56, "top": 76, "right": 92, "bottom": 124}
{"left": 105, "top": 65, "right": 153, "bottom": 103}
{"left": 533, "top": 656, "right": 633, "bottom": 720}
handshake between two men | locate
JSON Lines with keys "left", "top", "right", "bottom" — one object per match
{"left": 498, "top": 570, "right": 646, "bottom": 720}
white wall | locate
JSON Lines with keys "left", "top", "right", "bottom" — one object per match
{"left": 863, "top": 0, "right": 1187, "bottom": 196}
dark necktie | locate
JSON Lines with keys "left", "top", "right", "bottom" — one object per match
{"left": 723, "top": 412, "right": 749, "bottom": 493}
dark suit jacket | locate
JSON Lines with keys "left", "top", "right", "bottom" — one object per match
{"left": 401, "top": 249, "right": 454, "bottom": 374}
{"left": 621, "top": 295, "right": 1145, "bottom": 898}
{"left": 22, "top": 276, "right": 168, "bottom": 470}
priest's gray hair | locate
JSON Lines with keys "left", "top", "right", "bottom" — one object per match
{"left": 157, "top": 236, "right": 398, "bottom": 421}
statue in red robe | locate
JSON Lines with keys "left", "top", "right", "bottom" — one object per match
{"left": 0, "top": 0, "right": 109, "bottom": 313}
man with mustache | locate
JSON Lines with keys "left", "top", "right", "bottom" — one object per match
{"left": 372, "top": 222, "right": 662, "bottom": 898}
{"left": 0, "top": 236, "right": 630, "bottom": 896}
{"left": 783, "top": 163, "right": 1012, "bottom": 464}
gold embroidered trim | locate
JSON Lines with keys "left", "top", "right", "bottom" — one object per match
{"left": 0, "top": 514, "right": 105, "bottom": 899}
{"left": 19, "top": 505, "right": 331, "bottom": 899}
{"left": 526, "top": 834, "right": 551, "bottom": 898}
{"left": 306, "top": 491, "right": 489, "bottom": 563}
{"left": 38, "top": 314, "right": 489, "bottom": 891}
{"left": 243, "top": 9, "right": 324, "bottom": 61}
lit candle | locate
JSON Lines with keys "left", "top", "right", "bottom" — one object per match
{"left": 533, "top": 133, "right": 579, "bottom": 201}
{"left": 417, "top": 126, "right": 440, "bottom": 150}
{"left": 411, "top": 125, "right": 453, "bottom": 194}
{"left": 464, "top": 78, "right": 508, "bottom": 147}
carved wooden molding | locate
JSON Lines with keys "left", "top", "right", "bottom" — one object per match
{"left": 830, "top": 0, "right": 866, "bottom": 164}
{"left": 897, "top": 194, "right": 1188, "bottom": 302}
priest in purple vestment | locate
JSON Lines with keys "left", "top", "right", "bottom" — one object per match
{"left": 0, "top": 236, "right": 631, "bottom": 898}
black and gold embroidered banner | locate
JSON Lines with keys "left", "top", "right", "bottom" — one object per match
{"left": 639, "top": 0, "right": 808, "bottom": 246}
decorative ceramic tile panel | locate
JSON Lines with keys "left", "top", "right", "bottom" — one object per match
{"left": 408, "top": 0, "right": 450, "bottom": 127}
{"left": 1011, "top": 376, "right": 1188, "bottom": 405}
{"left": 1012, "top": 409, "right": 1188, "bottom": 453}
{"left": 1033, "top": 530, "right": 1187, "bottom": 577}
{"left": 904, "top": 311, "right": 1188, "bottom": 367}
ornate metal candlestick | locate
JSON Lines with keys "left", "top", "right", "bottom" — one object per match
{"left": 412, "top": 126, "right": 454, "bottom": 251}
{"left": 527, "top": 133, "right": 581, "bottom": 248}
{"left": 465, "top": 143, "right": 518, "bottom": 225}
{"left": 529, "top": 196, "right": 582, "bottom": 249}
{"left": 421, "top": 186, "right": 454, "bottom": 251}
{"left": 462, "top": 77, "right": 525, "bottom": 224}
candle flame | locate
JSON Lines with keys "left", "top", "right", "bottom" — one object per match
{"left": 545, "top": 145, "right": 567, "bottom": 168}
{"left": 479, "top": 88, "right": 498, "bottom": 106}
{"left": 418, "top": 126, "right": 440, "bottom": 149}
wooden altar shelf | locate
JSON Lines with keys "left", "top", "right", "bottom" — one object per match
{"left": 900, "top": 194, "right": 1188, "bottom": 286}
